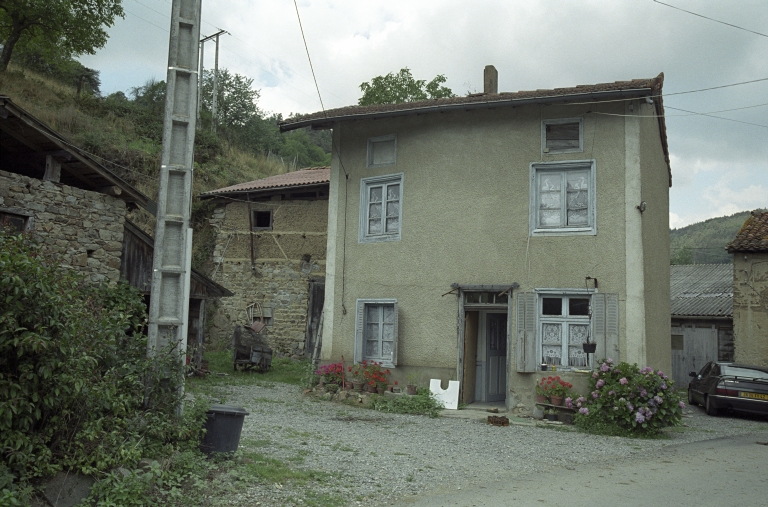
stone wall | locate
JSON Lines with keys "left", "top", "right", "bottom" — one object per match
{"left": 207, "top": 197, "right": 327, "bottom": 358}
{"left": 0, "top": 169, "right": 126, "bottom": 283}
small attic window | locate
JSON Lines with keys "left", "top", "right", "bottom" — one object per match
{"left": 0, "top": 210, "right": 32, "bottom": 233}
{"left": 367, "top": 134, "right": 396, "bottom": 168}
{"left": 251, "top": 210, "right": 273, "bottom": 230}
{"left": 543, "top": 118, "right": 583, "bottom": 154}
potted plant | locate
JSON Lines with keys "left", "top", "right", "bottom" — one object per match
{"left": 347, "top": 363, "right": 365, "bottom": 391}
{"left": 546, "top": 376, "right": 573, "bottom": 406}
{"left": 545, "top": 408, "right": 558, "bottom": 421}
{"left": 535, "top": 378, "right": 551, "bottom": 404}
{"left": 406, "top": 373, "right": 418, "bottom": 395}
{"left": 582, "top": 341, "right": 597, "bottom": 354}
{"left": 392, "top": 380, "right": 401, "bottom": 393}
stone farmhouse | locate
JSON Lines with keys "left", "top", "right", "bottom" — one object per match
{"left": 279, "top": 67, "right": 672, "bottom": 413}
{"left": 200, "top": 167, "right": 330, "bottom": 359}
{"left": 727, "top": 210, "right": 768, "bottom": 367}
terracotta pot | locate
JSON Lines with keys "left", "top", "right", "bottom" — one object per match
{"left": 367, "top": 383, "right": 377, "bottom": 393}
{"left": 550, "top": 395, "right": 564, "bottom": 406}
{"left": 377, "top": 387, "right": 385, "bottom": 395}
{"left": 387, "top": 385, "right": 394, "bottom": 392}
{"left": 344, "top": 382, "right": 353, "bottom": 391}
{"left": 353, "top": 382, "right": 363, "bottom": 392}
{"left": 536, "top": 394, "right": 548, "bottom": 404}
{"left": 406, "top": 384, "right": 417, "bottom": 396}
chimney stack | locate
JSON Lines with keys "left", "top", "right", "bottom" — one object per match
{"left": 484, "top": 65, "right": 498, "bottom": 94}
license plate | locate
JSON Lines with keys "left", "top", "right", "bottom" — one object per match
{"left": 739, "top": 391, "right": 768, "bottom": 400}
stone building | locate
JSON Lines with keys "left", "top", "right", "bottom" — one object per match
{"left": 727, "top": 210, "right": 768, "bottom": 367}
{"left": 0, "top": 96, "right": 229, "bottom": 360}
{"left": 200, "top": 167, "right": 330, "bottom": 358}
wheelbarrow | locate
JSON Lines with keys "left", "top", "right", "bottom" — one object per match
{"left": 232, "top": 303, "right": 272, "bottom": 372}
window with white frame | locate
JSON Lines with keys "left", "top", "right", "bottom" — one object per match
{"left": 359, "top": 173, "right": 403, "bottom": 243}
{"left": 355, "top": 298, "right": 398, "bottom": 367}
{"left": 530, "top": 160, "right": 595, "bottom": 235}
{"left": 367, "top": 134, "right": 396, "bottom": 167}
{"left": 542, "top": 118, "right": 583, "bottom": 154}
{"left": 540, "top": 294, "right": 591, "bottom": 368}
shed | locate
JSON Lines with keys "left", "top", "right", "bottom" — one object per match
{"left": 670, "top": 264, "right": 733, "bottom": 386}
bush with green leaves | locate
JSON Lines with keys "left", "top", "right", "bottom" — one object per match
{"left": 572, "top": 358, "right": 684, "bottom": 437}
{"left": 0, "top": 230, "right": 207, "bottom": 501}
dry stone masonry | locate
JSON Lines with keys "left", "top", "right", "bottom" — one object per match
{"left": 0, "top": 169, "right": 126, "bottom": 283}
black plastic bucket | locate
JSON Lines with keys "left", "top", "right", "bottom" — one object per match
{"left": 200, "top": 404, "right": 249, "bottom": 454}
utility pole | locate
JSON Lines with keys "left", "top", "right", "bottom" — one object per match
{"left": 149, "top": 0, "right": 202, "bottom": 409}
{"left": 198, "top": 29, "right": 228, "bottom": 132}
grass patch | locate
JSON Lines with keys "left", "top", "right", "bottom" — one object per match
{"left": 369, "top": 388, "right": 444, "bottom": 418}
{"left": 237, "top": 451, "right": 331, "bottom": 484}
{"left": 187, "top": 351, "right": 310, "bottom": 395}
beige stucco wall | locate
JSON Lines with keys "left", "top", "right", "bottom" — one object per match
{"left": 638, "top": 102, "right": 672, "bottom": 373}
{"left": 322, "top": 100, "right": 670, "bottom": 409}
{"left": 0, "top": 169, "right": 125, "bottom": 283}
{"left": 207, "top": 196, "right": 327, "bottom": 357}
{"left": 733, "top": 253, "right": 768, "bottom": 367}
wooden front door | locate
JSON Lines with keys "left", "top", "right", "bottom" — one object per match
{"left": 486, "top": 313, "right": 507, "bottom": 402}
{"left": 305, "top": 279, "right": 325, "bottom": 359}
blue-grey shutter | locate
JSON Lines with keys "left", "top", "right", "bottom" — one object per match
{"left": 592, "top": 293, "right": 619, "bottom": 362}
{"left": 605, "top": 294, "right": 619, "bottom": 359}
{"left": 391, "top": 301, "right": 398, "bottom": 366}
{"left": 592, "top": 293, "right": 606, "bottom": 361}
{"left": 354, "top": 299, "right": 365, "bottom": 364}
{"left": 516, "top": 292, "right": 537, "bottom": 372}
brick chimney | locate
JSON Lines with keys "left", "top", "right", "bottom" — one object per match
{"left": 484, "top": 65, "right": 498, "bottom": 94}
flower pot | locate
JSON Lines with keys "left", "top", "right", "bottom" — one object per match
{"left": 353, "top": 382, "right": 363, "bottom": 392}
{"left": 406, "top": 384, "right": 417, "bottom": 396}
{"left": 582, "top": 342, "right": 597, "bottom": 354}
{"left": 377, "top": 387, "right": 385, "bottom": 395}
{"left": 392, "top": 386, "right": 401, "bottom": 394}
{"left": 536, "top": 394, "right": 548, "bottom": 404}
{"left": 387, "top": 385, "right": 393, "bottom": 392}
{"left": 344, "top": 382, "right": 353, "bottom": 391}
{"left": 367, "top": 383, "right": 377, "bottom": 393}
{"left": 550, "top": 395, "right": 564, "bottom": 406}
{"left": 546, "top": 413, "right": 558, "bottom": 421}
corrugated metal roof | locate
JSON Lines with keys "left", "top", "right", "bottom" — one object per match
{"left": 726, "top": 211, "right": 768, "bottom": 253}
{"left": 200, "top": 166, "right": 330, "bottom": 197}
{"left": 670, "top": 264, "right": 732, "bottom": 317}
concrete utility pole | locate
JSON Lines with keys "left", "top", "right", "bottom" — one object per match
{"left": 148, "top": 0, "right": 202, "bottom": 399}
{"left": 198, "top": 29, "right": 228, "bottom": 131}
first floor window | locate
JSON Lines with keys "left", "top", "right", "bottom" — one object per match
{"left": 355, "top": 298, "right": 398, "bottom": 367}
{"left": 359, "top": 173, "right": 403, "bottom": 243}
{"left": 530, "top": 161, "right": 596, "bottom": 236}
{"left": 0, "top": 210, "right": 32, "bottom": 232}
{"left": 367, "top": 134, "right": 396, "bottom": 167}
{"left": 540, "top": 294, "right": 590, "bottom": 368}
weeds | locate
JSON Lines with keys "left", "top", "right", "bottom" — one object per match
{"left": 370, "top": 388, "right": 444, "bottom": 418}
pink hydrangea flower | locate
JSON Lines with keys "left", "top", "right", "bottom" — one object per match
{"left": 579, "top": 407, "right": 589, "bottom": 415}
{"left": 596, "top": 379, "right": 605, "bottom": 388}
{"left": 620, "top": 377, "right": 628, "bottom": 385}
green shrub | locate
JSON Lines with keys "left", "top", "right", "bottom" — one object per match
{"left": 0, "top": 230, "right": 206, "bottom": 499}
{"left": 573, "top": 358, "right": 684, "bottom": 437}
{"left": 370, "top": 388, "right": 444, "bottom": 418}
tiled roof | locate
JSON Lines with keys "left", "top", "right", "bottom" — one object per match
{"left": 726, "top": 211, "right": 768, "bottom": 253}
{"left": 200, "top": 167, "right": 330, "bottom": 197}
{"left": 670, "top": 264, "right": 732, "bottom": 318}
{"left": 279, "top": 73, "right": 670, "bottom": 185}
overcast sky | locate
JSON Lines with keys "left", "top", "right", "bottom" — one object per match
{"left": 79, "top": 0, "right": 768, "bottom": 229}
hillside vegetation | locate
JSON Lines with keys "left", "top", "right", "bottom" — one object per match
{"left": 0, "top": 63, "right": 331, "bottom": 271}
{"left": 670, "top": 211, "right": 754, "bottom": 264}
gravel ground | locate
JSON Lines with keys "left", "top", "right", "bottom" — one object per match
{"left": 200, "top": 382, "right": 768, "bottom": 507}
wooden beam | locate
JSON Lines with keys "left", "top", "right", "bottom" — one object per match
{"left": 44, "top": 155, "right": 61, "bottom": 182}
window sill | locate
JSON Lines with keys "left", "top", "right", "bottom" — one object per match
{"left": 531, "top": 227, "right": 595, "bottom": 237}
{"left": 359, "top": 234, "right": 400, "bottom": 244}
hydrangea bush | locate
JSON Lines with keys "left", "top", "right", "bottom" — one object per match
{"left": 571, "top": 358, "right": 685, "bottom": 437}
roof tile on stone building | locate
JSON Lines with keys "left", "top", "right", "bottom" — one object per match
{"left": 200, "top": 166, "right": 330, "bottom": 197}
{"left": 670, "top": 264, "right": 732, "bottom": 318}
{"left": 726, "top": 211, "right": 768, "bottom": 253}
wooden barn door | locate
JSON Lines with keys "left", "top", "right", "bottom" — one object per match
{"left": 305, "top": 279, "right": 325, "bottom": 359}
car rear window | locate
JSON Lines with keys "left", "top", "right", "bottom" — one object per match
{"left": 721, "top": 366, "right": 768, "bottom": 379}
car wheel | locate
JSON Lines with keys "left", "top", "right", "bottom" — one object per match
{"left": 705, "top": 395, "right": 718, "bottom": 416}
{"left": 688, "top": 388, "right": 697, "bottom": 406}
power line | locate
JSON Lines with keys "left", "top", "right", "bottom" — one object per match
{"left": 292, "top": 0, "right": 325, "bottom": 113}
{"left": 652, "top": 1, "right": 768, "bottom": 38}
{"left": 664, "top": 105, "right": 768, "bottom": 129}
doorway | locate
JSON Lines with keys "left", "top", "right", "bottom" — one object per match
{"left": 462, "top": 310, "right": 507, "bottom": 404}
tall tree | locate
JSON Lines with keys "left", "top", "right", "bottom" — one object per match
{"left": 358, "top": 67, "right": 454, "bottom": 106}
{"left": 0, "top": 0, "right": 124, "bottom": 72}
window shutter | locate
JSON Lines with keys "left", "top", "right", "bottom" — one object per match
{"left": 592, "top": 293, "right": 606, "bottom": 361}
{"left": 391, "top": 301, "right": 399, "bottom": 366}
{"left": 605, "top": 294, "right": 619, "bottom": 359}
{"left": 516, "top": 292, "right": 537, "bottom": 372}
{"left": 354, "top": 300, "right": 365, "bottom": 364}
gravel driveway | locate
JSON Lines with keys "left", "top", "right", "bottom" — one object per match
{"left": 201, "top": 381, "right": 768, "bottom": 506}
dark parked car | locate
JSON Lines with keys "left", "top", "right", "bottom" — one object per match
{"left": 688, "top": 362, "right": 768, "bottom": 416}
